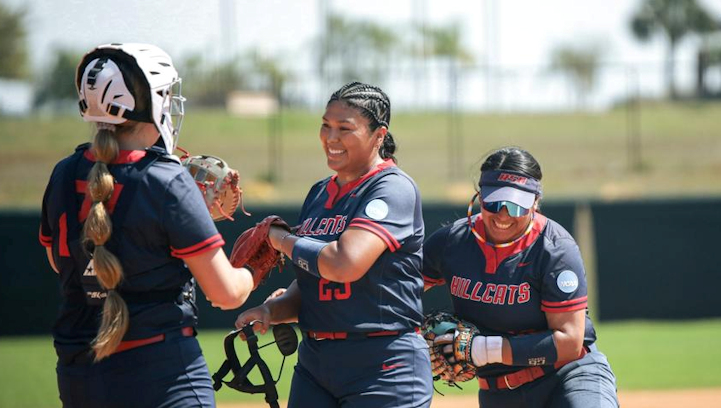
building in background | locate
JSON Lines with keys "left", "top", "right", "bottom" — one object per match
{"left": 0, "top": 79, "right": 33, "bottom": 116}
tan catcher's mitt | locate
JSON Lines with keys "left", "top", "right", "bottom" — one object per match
{"left": 422, "top": 311, "right": 479, "bottom": 386}
{"left": 182, "top": 154, "right": 250, "bottom": 222}
{"left": 230, "top": 216, "right": 291, "bottom": 290}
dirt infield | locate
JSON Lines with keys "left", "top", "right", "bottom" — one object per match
{"left": 218, "top": 387, "right": 721, "bottom": 408}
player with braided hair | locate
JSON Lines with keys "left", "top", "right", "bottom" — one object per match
{"left": 422, "top": 147, "right": 619, "bottom": 407}
{"left": 235, "top": 82, "right": 433, "bottom": 407}
{"left": 40, "top": 43, "right": 255, "bottom": 408}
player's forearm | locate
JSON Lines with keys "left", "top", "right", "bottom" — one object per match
{"left": 317, "top": 228, "right": 388, "bottom": 282}
{"left": 271, "top": 229, "right": 349, "bottom": 281}
{"left": 187, "top": 248, "right": 254, "bottom": 310}
{"left": 217, "top": 267, "right": 255, "bottom": 309}
{"left": 545, "top": 309, "right": 586, "bottom": 361}
{"left": 550, "top": 326, "right": 585, "bottom": 361}
{"left": 317, "top": 242, "right": 365, "bottom": 282}
{"left": 266, "top": 280, "right": 301, "bottom": 323}
{"left": 504, "top": 328, "right": 583, "bottom": 366}
{"left": 205, "top": 267, "right": 254, "bottom": 310}
{"left": 274, "top": 227, "right": 385, "bottom": 283}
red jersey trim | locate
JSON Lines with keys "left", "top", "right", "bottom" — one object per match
{"left": 84, "top": 149, "right": 147, "bottom": 164}
{"left": 423, "top": 275, "right": 446, "bottom": 286}
{"left": 171, "top": 234, "right": 225, "bottom": 258}
{"left": 541, "top": 302, "right": 588, "bottom": 313}
{"left": 473, "top": 213, "right": 548, "bottom": 274}
{"left": 324, "top": 159, "right": 396, "bottom": 209}
{"left": 59, "top": 212, "right": 70, "bottom": 257}
{"left": 349, "top": 218, "right": 401, "bottom": 252}
{"left": 39, "top": 226, "right": 52, "bottom": 247}
{"left": 542, "top": 296, "right": 588, "bottom": 307}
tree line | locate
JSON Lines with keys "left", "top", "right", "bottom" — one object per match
{"left": 1, "top": 0, "right": 721, "bottom": 112}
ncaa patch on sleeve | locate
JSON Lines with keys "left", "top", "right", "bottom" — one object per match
{"left": 556, "top": 270, "right": 579, "bottom": 293}
{"left": 365, "top": 199, "right": 389, "bottom": 220}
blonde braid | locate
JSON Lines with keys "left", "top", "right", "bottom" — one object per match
{"left": 83, "top": 127, "right": 129, "bottom": 361}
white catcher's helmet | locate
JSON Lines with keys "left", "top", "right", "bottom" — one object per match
{"left": 75, "top": 43, "right": 185, "bottom": 154}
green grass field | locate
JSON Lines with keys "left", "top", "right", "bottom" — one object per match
{"left": 1, "top": 319, "right": 720, "bottom": 408}
{"left": 2, "top": 102, "right": 721, "bottom": 209}
{"left": 2, "top": 103, "right": 720, "bottom": 407}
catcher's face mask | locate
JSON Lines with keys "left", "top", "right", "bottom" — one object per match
{"left": 213, "top": 323, "right": 298, "bottom": 408}
{"left": 158, "top": 78, "right": 186, "bottom": 152}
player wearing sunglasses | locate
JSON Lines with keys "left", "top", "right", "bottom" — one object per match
{"left": 422, "top": 147, "right": 618, "bottom": 408}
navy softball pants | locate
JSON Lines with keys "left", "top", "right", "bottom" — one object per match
{"left": 477, "top": 344, "right": 619, "bottom": 408}
{"left": 288, "top": 331, "right": 433, "bottom": 408}
{"left": 56, "top": 331, "right": 215, "bottom": 408}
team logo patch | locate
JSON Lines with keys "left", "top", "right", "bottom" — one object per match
{"left": 365, "top": 199, "right": 389, "bottom": 220}
{"left": 556, "top": 270, "right": 579, "bottom": 293}
{"left": 83, "top": 260, "right": 95, "bottom": 276}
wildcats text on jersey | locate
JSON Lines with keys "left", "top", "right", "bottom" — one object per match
{"left": 297, "top": 215, "right": 347, "bottom": 237}
{"left": 449, "top": 276, "right": 530, "bottom": 305}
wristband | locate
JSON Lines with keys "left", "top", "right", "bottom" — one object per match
{"left": 471, "top": 335, "right": 504, "bottom": 367}
{"left": 291, "top": 237, "right": 329, "bottom": 278}
{"left": 486, "top": 336, "right": 503, "bottom": 364}
{"left": 508, "top": 331, "right": 558, "bottom": 366}
{"left": 471, "top": 336, "right": 487, "bottom": 366}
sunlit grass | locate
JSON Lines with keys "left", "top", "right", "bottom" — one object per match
{"left": 2, "top": 102, "right": 721, "bottom": 209}
{"left": 2, "top": 319, "right": 721, "bottom": 407}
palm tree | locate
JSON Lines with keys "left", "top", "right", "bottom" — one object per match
{"left": 33, "top": 49, "right": 81, "bottom": 109}
{"left": 630, "top": 0, "right": 717, "bottom": 99}
{"left": 0, "top": 2, "right": 28, "bottom": 79}
{"left": 549, "top": 43, "right": 604, "bottom": 109}
{"left": 419, "top": 22, "right": 473, "bottom": 179}
{"left": 249, "top": 51, "right": 291, "bottom": 104}
{"left": 318, "top": 14, "right": 400, "bottom": 86}
{"left": 420, "top": 22, "right": 474, "bottom": 67}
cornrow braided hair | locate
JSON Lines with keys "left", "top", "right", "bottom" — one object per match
{"left": 329, "top": 81, "right": 391, "bottom": 127}
{"left": 328, "top": 81, "right": 397, "bottom": 163}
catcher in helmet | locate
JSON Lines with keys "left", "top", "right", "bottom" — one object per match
{"left": 39, "top": 43, "right": 256, "bottom": 408}
{"left": 421, "top": 147, "right": 619, "bottom": 407}
{"left": 234, "top": 82, "right": 434, "bottom": 408}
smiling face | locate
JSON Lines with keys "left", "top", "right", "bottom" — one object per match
{"left": 481, "top": 199, "right": 537, "bottom": 244}
{"left": 320, "top": 100, "right": 385, "bottom": 184}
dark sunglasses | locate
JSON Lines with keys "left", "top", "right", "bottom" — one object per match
{"left": 482, "top": 200, "right": 531, "bottom": 217}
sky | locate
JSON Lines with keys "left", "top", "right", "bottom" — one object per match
{"left": 6, "top": 0, "right": 721, "bottom": 110}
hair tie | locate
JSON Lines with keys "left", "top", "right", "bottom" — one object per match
{"left": 96, "top": 123, "right": 117, "bottom": 132}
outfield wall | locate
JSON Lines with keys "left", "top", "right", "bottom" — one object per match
{"left": 1, "top": 198, "right": 719, "bottom": 335}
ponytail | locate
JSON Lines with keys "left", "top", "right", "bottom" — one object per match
{"left": 379, "top": 131, "right": 397, "bottom": 163}
{"left": 83, "top": 127, "right": 129, "bottom": 361}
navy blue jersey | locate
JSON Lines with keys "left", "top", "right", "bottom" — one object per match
{"left": 294, "top": 160, "right": 425, "bottom": 333}
{"left": 423, "top": 213, "right": 597, "bottom": 377}
{"left": 40, "top": 145, "right": 223, "bottom": 357}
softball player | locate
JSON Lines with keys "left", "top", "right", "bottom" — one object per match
{"left": 236, "top": 82, "right": 433, "bottom": 408}
{"left": 39, "top": 43, "right": 254, "bottom": 408}
{"left": 423, "top": 147, "right": 619, "bottom": 408}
